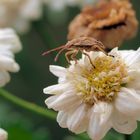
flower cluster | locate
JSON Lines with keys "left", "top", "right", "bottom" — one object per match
{"left": 0, "top": 28, "right": 22, "bottom": 87}
{"left": 43, "top": 1, "right": 140, "bottom": 139}
{"left": 0, "top": 0, "right": 43, "bottom": 33}
{"left": 44, "top": 48, "right": 140, "bottom": 140}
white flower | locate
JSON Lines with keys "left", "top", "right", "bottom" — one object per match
{"left": 45, "top": 0, "right": 96, "bottom": 11}
{"left": 0, "top": 128, "right": 8, "bottom": 140}
{"left": 44, "top": 48, "right": 140, "bottom": 140}
{"left": 0, "top": 28, "right": 22, "bottom": 87}
{"left": 0, "top": 0, "right": 43, "bottom": 33}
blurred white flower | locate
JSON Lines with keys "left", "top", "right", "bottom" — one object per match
{"left": 0, "top": 128, "right": 8, "bottom": 140}
{"left": 45, "top": 0, "right": 96, "bottom": 11}
{"left": 44, "top": 48, "right": 140, "bottom": 140}
{"left": 0, "top": 28, "right": 22, "bottom": 87}
{"left": 0, "top": 0, "right": 43, "bottom": 33}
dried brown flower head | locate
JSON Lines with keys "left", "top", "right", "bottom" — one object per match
{"left": 68, "top": 0, "right": 138, "bottom": 49}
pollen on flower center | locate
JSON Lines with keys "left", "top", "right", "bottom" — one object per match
{"left": 75, "top": 55, "right": 129, "bottom": 105}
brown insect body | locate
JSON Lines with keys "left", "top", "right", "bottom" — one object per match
{"left": 66, "top": 37, "right": 105, "bottom": 50}
{"left": 43, "top": 37, "right": 107, "bottom": 67}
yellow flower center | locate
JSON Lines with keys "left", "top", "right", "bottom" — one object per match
{"left": 74, "top": 55, "right": 129, "bottom": 105}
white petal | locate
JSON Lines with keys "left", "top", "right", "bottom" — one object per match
{"left": 0, "top": 28, "right": 22, "bottom": 53}
{"left": 115, "top": 88, "right": 140, "bottom": 117}
{"left": 0, "top": 55, "right": 19, "bottom": 72}
{"left": 57, "top": 111, "right": 68, "bottom": 128}
{"left": 21, "top": 0, "right": 42, "bottom": 20}
{"left": 58, "top": 77, "right": 66, "bottom": 83}
{"left": 45, "top": 95, "right": 59, "bottom": 108}
{"left": 67, "top": 104, "right": 88, "bottom": 134}
{"left": 0, "top": 49, "right": 14, "bottom": 58}
{"left": 118, "top": 50, "right": 134, "bottom": 61}
{"left": 112, "top": 110, "right": 137, "bottom": 134}
{"left": 88, "top": 102, "right": 112, "bottom": 140}
{"left": 120, "top": 48, "right": 140, "bottom": 67}
{"left": 0, "top": 71, "right": 10, "bottom": 87}
{"left": 0, "top": 128, "right": 8, "bottom": 140}
{"left": 13, "top": 18, "right": 30, "bottom": 34}
{"left": 128, "top": 48, "right": 140, "bottom": 66}
{"left": 43, "top": 83, "right": 70, "bottom": 94}
{"left": 0, "top": 28, "right": 22, "bottom": 87}
{"left": 69, "top": 63, "right": 83, "bottom": 74}
{"left": 49, "top": 65, "right": 67, "bottom": 77}
{"left": 45, "top": 90, "right": 81, "bottom": 111}
{"left": 127, "top": 70, "right": 140, "bottom": 90}
{"left": 48, "top": 0, "right": 66, "bottom": 11}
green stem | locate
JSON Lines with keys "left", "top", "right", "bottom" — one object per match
{"left": 125, "top": 135, "right": 131, "bottom": 140}
{"left": 0, "top": 89, "right": 87, "bottom": 139}
{"left": 0, "top": 88, "right": 56, "bottom": 120}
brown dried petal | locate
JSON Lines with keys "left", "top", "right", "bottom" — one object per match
{"left": 68, "top": 0, "right": 138, "bottom": 49}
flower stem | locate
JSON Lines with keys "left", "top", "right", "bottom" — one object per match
{"left": 0, "top": 89, "right": 93, "bottom": 139}
{"left": 0, "top": 88, "right": 56, "bottom": 120}
{"left": 125, "top": 135, "right": 131, "bottom": 140}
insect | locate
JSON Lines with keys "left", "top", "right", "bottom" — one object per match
{"left": 43, "top": 37, "right": 108, "bottom": 67}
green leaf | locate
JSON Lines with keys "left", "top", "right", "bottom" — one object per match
{"left": 103, "top": 130, "right": 124, "bottom": 140}
{"left": 0, "top": 102, "right": 51, "bottom": 140}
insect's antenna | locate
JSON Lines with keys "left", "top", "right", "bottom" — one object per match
{"left": 96, "top": 44, "right": 108, "bottom": 55}
{"left": 94, "top": 41, "right": 108, "bottom": 55}
{"left": 42, "top": 45, "right": 66, "bottom": 56}
{"left": 54, "top": 47, "right": 67, "bottom": 62}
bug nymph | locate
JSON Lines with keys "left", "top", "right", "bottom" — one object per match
{"left": 43, "top": 37, "right": 108, "bottom": 67}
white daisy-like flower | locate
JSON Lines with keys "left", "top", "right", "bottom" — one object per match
{"left": 0, "top": 28, "right": 22, "bottom": 87}
{"left": 45, "top": 0, "right": 96, "bottom": 11}
{"left": 44, "top": 48, "right": 140, "bottom": 140}
{"left": 0, "top": 0, "right": 43, "bottom": 33}
{"left": 0, "top": 128, "right": 8, "bottom": 140}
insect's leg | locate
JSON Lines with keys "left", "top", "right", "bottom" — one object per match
{"left": 65, "top": 50, "right": 74, "bottom": 64}
{"left": 81, "top": 50, "right": 95, "bottom": 68}
{"left": 71, "top": 50, "right": 79, "bottom": 64}
{"left": 54, "top": 47, "right": 67, "bottom": 61}
{"left": 42, "top": 45, "right": 66, "bottom": 56}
